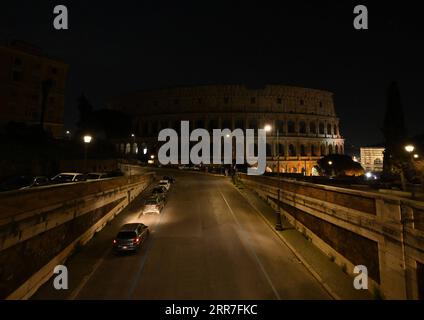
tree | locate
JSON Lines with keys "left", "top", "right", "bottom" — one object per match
{"left": 315, "top": 154, "right": 364, "bottom": 177}
{"left": 382, "top": 81, "right": 407, "bottom": 175}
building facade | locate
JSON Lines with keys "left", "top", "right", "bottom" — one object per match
{"left": 110, "top": 85, "right": 344, "bottom": 175}
{"left": 0, "top": 40, "right": 69, "bottom": 138}
{"left": 360, "top": 147, "right": 385, "bottom": 172}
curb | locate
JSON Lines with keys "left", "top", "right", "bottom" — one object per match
{"left": 231, "top": 182, "right": 341, "bottom": 300}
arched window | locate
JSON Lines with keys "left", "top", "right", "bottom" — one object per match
{"left": 289, "top": 144, "right": 296, "bottom": 156}
{"left": 222, "top": 118, "right": 232, "bottom": 130}
{"left": 300, "top": 145, "right": 306, "bottom": 156}
{"left": 266, "top": 143, "right": 272, "bottom": 157}
{"left": 125, "top": 143, "right": 131, "bottom": 154}
{"left": 311, "top": 144, "right": 317, "bottom": 156}
{"left": 248, "top": 119, "right": 258, "bottom": 130}
{"left": 334, "top": 124, "right": 338, "bottom": 136}
{"left": 335, "top": 145, "right": 339, "bottom": 154}
{"left": 288, "top": 121, "right": 295, "bottom": 133}
{"left": 276, "top": 120, "right": 284, "bottom": 133}
{"left": 328, "top": 144, "right": 333, "bottom": 154}
{"left": 299, "top": 121, "right": 306, "bottom": 134}
{"left": 309, "top": 122, "right": 316, "bottom": 134}
{"left": 235, "top": 118, "right": 244, "bottom": 130}
{"left": 277, "top": 143, "right": 284, "bottom": 156}
{"left": 319, "top": 123, "right": 325, "bottom": 134}
{"left": 327, "top": 124, "right": 332, "bottom": 135}
{"left": 374, "top": 158, "right": 382, "bottom": 165}
{"left": 321, "top": 144, "right": 326, "bottom": 156}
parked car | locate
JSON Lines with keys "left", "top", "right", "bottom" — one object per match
{"left": 0, "top": 175, "right": 50, "bottom": 192}
{"left": 163, "top": 176, "right": 175, "bottom": 183}
{"left": 149, "top": 192, "right": 167, "bottom": 204}
{"left": 158, "top": 180, "right": 171, "bottom": 191}
{"left": 113, "top": 223, "right": 149, "bottom": 253}
{"left": 151, "top": 185, "right": 167, "bottom": 196}
{"left": 142, "top": 196, "right": 164, "bottom": 215}
{"left": 86, "top": 172, "right": 109, "bottom": 181}
{"left": 51, "top": 173, "right": 87, "bottom": 184}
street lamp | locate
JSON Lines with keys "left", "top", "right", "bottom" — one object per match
{"left": 83, "top": 135, "right": 92, "bottom": 172}
{"left": 264, "top": 124, "right": 283, "bottom": 231}
{"left": 405, "top": 145, "right": 415, "bottom": 153}
{"left": 143, "top": 147, "right": 148, "bottom": 155}
{"left": 413, "top": 154, "right": 419, "bottom": 159}
{"left": 400, "top": 144, "right": 416, "bottom": 192}
{"left": 264, "top": 125, "right": 272, "bottom": 133}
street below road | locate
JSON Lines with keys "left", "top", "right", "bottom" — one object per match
{"left": 33, "top": 170, "right": 330, "bottom": 300}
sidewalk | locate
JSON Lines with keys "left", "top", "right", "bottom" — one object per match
{"left": 233, "top": 181, "right": 373, "bottom": 300}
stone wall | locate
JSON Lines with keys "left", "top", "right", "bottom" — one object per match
{"left": 0, "top": 173, "right": 154, "bottom": 299}
{"left": 239, "top": 174, "right": 424, "bottom": 300}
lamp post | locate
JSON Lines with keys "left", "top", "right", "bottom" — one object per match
{"left": 265, "top": 124, "right": 283, "bottom": 231}
{"left": 402, "top": 144, "right": 415, "bottom": 191}
{"left": 328, "top": 160, "right": 334, "bottom": 177}
{"left": 83, "top": 135, "right": 92, "bottom": 172}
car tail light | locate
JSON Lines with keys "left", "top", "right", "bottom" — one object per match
{"left": 113, "top": 239, "right": 117, "bottom": 244}
{"left": 133, "top": 237, "right": 140, "bottom": 244}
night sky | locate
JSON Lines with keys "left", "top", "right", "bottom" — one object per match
{"left": 1, "top": 1, "right": 423, "bottom": 148}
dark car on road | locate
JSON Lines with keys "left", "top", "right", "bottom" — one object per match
{"left": 113, "top": 223, "right": 149, "bottom": 253}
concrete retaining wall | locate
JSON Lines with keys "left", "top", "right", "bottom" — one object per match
{"left": 0, "top": 173, "right": 154, "bottom": 299}
{"left": 238, "top": 174, "right": 424, "bottom": 300}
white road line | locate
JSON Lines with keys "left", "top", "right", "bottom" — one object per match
{"left": 127, "top": 199, "right": 169, "bottom": 299}
{"left": 68, "top": 247, "right": 111, "bottom": 300}
{"left": 219, "top": 189, "right": 281, "bottom": 300}
{"left": 67, "top": 187, "right": 157, "bottom": 300}
{"left": 232, "top": 185, "right": 337, "bottom": 300}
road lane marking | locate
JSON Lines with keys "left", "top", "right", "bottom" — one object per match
{"left": 68, "top": 247, "right": 111, "bottom": 300}
{"left": 127, "top": 197, "right": 169, "bottom": 299}
{"left": 67, "top": 186, "right": 157, "bottom": 300}
{"left": 219, "top": 190, "right": 281, "bottom": 300}
{"left": 232, "top": 185, "right": 338, "bottom": 300}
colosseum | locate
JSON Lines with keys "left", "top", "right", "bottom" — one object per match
{"left": 110, "top": 84, "right": 344, "bottom": 175}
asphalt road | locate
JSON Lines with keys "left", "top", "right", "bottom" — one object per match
{"left": 33, "top": 170, "right": 331, "bottom": 300}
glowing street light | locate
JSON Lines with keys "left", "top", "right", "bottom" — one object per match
{"left": 413, "top": 154, "right": 419, "bottom": 159}
{"left": 143, "top": 147, "right": 148, "bottom": 155}
{"left": 150, "top": 155, "right": 155, "bottom": 159}
{"left": 83, "top": 135, "right": 92, "bottom": 144}
{"left": 328, "top": 161, "right": 333, "bottom": 165}
{"left": 83, "top": 135, "right": 92, "bottom": 172}
{"left": 263, "top": 124, "right": 283, "bottom": 231}
{"left": 405, "top": 145, "right": 415, "bottom": 153}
